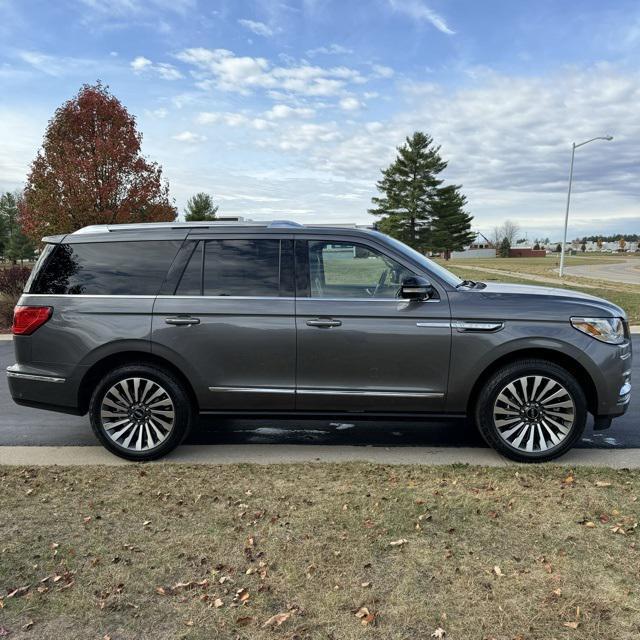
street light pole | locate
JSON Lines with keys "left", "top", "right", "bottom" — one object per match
{"left": 559, "top": 136, "right": 613, "bottom": 277}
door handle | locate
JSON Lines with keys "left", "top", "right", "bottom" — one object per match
{"left": 306, "top": 318, "right": 342, "bottom": 328}
{"left": 165, "top": 316, "right": 200, "bottom": 326}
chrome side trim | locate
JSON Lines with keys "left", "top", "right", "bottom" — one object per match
{"left": 6, "top": 369, "right": 66, "bottom": 383}
{"left": 416, "top": 321, "right": 451, "bottom": 328}
{"left": 209, "top": 386, "right": 294, "bottom": 394}
{"left": 453, "top": 320, "right": 504, "bottom": 332}
{"left": 208, "top": 386, "right": 443, "bottom": 398}
{"left": 298, "top": 389, "right": 444, "bottom": 398}
{"left": 22, "top": 294, "right": 157, "bottom": 299}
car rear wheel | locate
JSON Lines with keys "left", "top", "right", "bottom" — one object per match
{"left": 89, "top": 364, "right": 194, "bottom": 461}
{"left": 475, "top": 359, "right": 587, "bottom": 462}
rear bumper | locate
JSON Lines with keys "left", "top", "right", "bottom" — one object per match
{"left": 7, "top": 365, "right": 83, "bottom": 414}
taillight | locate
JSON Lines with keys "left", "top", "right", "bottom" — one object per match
{"left": 12, "top": 306, "right": 53, "bottom": 336}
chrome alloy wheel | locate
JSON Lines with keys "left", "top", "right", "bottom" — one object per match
{"left": 492, "top": 375, "right": 576, "bottom": 453}
{"left": 100, "top": 377, "right": 175, "bottom": 451}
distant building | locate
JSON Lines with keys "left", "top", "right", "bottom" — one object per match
{"left": 450, "top": 231, "right": 496, "bottom": 259}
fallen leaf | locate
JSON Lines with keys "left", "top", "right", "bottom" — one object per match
{"left": 235, "top": 616, "right": 255, "bottom": 627}
{"left": 234, "top": 588, "right": 250, "bottom": 603}
{"left": 584, "top": 521, "right": 596, "bottom": 528}
{"left": 213, "top": 598, "right": 224, "bottom": 608}
{"left": 262, "top": 612, "right": 291, "bottom": 627}
{"left": 431, "top": 627, "right": 446, "bottom": 638}
{"left": 389, "top": 538, "right": 408, "bottom": 547}
{"left": 22, "top": 621, "right": 34, "bottom": 632}
{"left": 595, "top": 481, "right": 612, "bottom": 487}
{"left": 493, "top": 565, "right": 503, "bottom": 577}
{"left": 361, "top": 581, "right": 371, "bottom": 588}
{"left": 564, "top": 621, "right": 579, "bottom": 629}
{"left": 7, "top": 586, "right": 29, "bottom": 598}
{"left": 563, "top": 474, "right": 575, "bottom": 485}
{"left": 355, "top": 606, "right": 376, "bottom": 625}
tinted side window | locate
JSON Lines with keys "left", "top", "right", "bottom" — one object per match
{"left": 204, "top": 239, "right": 281, "bottom": 297}
{"left": 308, "top": 240, "right": 415, "bottom": 299}
{"left": 32, "top": 241, "right": 181, "bottom": 295}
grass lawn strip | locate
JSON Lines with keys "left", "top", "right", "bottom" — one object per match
{"left": 1, "top": 463, "right": 639, "bottom": 639}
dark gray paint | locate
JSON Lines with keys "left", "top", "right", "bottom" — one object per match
{"left": 7, "top": 225, "right": 632, "bottom": 429}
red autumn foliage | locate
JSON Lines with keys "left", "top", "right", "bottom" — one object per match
{"left": 20, "top": 82, "right": 176, "bottom": 241}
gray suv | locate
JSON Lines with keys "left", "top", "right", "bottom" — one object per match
{"left": 7, "top": 221, "right": 632, "bottom": 462}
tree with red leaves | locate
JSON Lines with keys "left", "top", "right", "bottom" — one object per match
{"left": 20, "top": 82, "right": 176, "bottom": 241}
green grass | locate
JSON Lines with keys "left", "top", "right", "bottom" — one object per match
{"left": 1, "top": 464, "right": 640, "bottom": 639}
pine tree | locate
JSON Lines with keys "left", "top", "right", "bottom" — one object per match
{"left": 428, "top": 185, "right": 475, "bottom": 259}
{"left": 185, "top": 192, "right": 219, "bottom": 221}
{"left": 0, "top": 192, "right": 35, "bottom": 264}
{"left": 369, "top": 132, "right": 447, "bottom": 251}
{"left": 499, "top": 237, "right": 511, "bottom": 258}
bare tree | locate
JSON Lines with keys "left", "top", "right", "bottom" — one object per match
{"left": 492, "top": 219, "right": 521, "bottom": 246}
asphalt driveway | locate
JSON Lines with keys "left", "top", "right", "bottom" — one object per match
{"left": 562, "top": 260, "right": 640, "bottom": 285}
{"left": 1, "top": 339, "right": 637, "bottom": 450}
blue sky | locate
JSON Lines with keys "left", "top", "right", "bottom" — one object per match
{"left": 1, "top": 0, "right": 639, "bottom": 239}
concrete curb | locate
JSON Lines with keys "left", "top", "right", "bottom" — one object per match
{"left": 2, "top": 445, "right": 640, "bottom": 468}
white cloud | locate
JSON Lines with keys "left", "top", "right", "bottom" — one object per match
{"left": 77, "top": 0, "right": 195, "bottom": 16}
{"left": 16, "top": 50, "right": 97, "bottom": 76}
{"left": 265, "top": 104, "right": 315, "bottom": 119}
{"left": 372, "top": 64, "right": 394, "bottom": 78}
{"left": 238, "top": 18, "right": 274, "bottom": 37}
{"left": 172, "top": 130, "right": 206, "bottom": 143}
{"left": 131, "top": 56, "right": 182, "bottom": 79}
{"left": 339, "top": 96, "right": 362, "bottom": 111}
{"left": 196, "top": 111, "right": 273, "bottom": 130}
{"left": 388, "top": 0, "right": 455, "bottom": 35}
{"left": 175, "top": 47, "right": 365, "bottom": 97}
{"left": 131, "top": 56, "right": 152, "bottom": 72}
{"left": 156, "top": 62, "right": 183, "bottom": 80}
{"left": 306, "top": 43, "right": 353, "bottom": 56}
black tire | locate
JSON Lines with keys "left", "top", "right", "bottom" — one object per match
{"left": 89, "top": 363, "right": 194, "bottom": 461}
{"left": 475, "top": 359, "right": 587, "bottom": 463}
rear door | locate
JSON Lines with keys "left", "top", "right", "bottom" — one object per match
{"left": 295, "top": 235, "right": 452, "bottom": 413}
{"left": 151, "top": 233, "right": 296, "bottom": 411}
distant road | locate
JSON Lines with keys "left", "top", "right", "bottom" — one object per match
{"left": 562, "top": 261, "right": 640, "bottom": 285}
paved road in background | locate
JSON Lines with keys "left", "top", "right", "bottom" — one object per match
{"left": 563, "top": 261, "right": 640, "bottom": 285}
{"left": 1, "top": 340, "right": 637, "bottom": 449}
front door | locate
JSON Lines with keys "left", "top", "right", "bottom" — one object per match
{"left": 152, "top": 235, "right": 296, "bottom": 411}
{"left": 295, "top": 237, "right": 451, "bottom": 412}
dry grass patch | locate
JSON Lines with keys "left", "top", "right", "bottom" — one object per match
{"left": 1, "top": 463, "right": 639, "bottom": 639}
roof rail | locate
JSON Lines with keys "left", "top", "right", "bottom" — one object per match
{"left": 72, "top": 219, "right": 306, "bottom": 235}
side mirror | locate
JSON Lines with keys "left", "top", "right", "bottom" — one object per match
{"left": 400, "top": 276, "right": 435, "bottom": 301}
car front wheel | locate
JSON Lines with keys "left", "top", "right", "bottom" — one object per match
{"left": 475, "top": 359, "right": 587, "bottom": 462}
{"left": 89, "top": 363, "right": 194, "bottom": 461}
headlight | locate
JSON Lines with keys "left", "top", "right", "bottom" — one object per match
{"left": 570, "top": 317, "right": 625, "bottom": 344}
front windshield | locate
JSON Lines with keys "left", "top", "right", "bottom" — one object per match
{"left": 381, "top": 234, "right": 463, "bottom": 288}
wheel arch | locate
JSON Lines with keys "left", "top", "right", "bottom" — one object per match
{"left": 77, "top": 350, "right": 199, "bottom": 415}
{"left": 467, "top": 347, "right": 598, "bottom": 416}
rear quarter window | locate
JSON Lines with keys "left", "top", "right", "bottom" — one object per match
{"left": 30, "top": 241, "right": 182, "bottom": 295}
